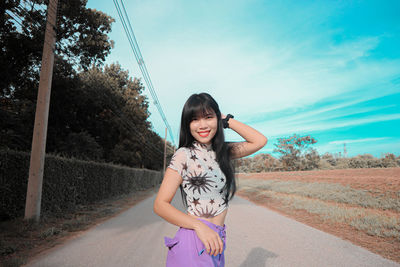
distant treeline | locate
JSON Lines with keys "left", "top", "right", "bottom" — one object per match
{"left": 235, "top": 134, "right": 399, "bottom": 172}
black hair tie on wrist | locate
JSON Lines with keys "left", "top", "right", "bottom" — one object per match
{"left": 223, "top": 114, "right": 234, "bottom": 129}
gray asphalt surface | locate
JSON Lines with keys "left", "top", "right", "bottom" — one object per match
{"left": 25, "top": 191, "right": 399, "bottom": 267}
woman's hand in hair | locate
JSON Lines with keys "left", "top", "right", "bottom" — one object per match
{"left": 194, "top": 222, "right": 224, "bottom": 256}
{"left": 224, "top": 116, "right": 268, "bottom": 159}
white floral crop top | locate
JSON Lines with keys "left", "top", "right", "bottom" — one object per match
{"left": 168, "top": 141, "right": 228, "bottom": 218}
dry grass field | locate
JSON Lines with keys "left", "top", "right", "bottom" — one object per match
{"left": 236, "top": 167, "right": 400, "bottom": 263}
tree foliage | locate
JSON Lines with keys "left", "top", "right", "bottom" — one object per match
{"left": 273, "top": 134, "right": 317, "bottom": 171}
{"left": 235, "top": 147, "right": 400, "bottom": 173}
{"left": 0, "top": 1, "right": 171, "bottom": 170}
{"left": 1, "top": 0, "right": 114, "bottom": 96}
{"left": 235, "top": 135, "right": 399, "bottom": 173}
{"left": 47, "top": 62, "right": 168, "bottom": 169}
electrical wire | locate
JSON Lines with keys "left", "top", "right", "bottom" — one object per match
{"left": 81, "top": 72, "right": 166, "bottom": 158}
{"left": 12, "top": 2, "right": 83, "bottom": 71}
{"left": 119, "top": 0, "right": 175, "bottom": 146}
{"left": 113, "top": 0, "right": 176, "bottom": 146}
{"left": 1, "top": 82, "right": 165, "bottom": 166}
{"left": 7, "top": 12, "right": 24, "bottom": 28}
{"left": 7, "top": 5, "right": 57, "bottom": 50}
{"left": 111, "top": 3, "right": 166, "bottom": 156}
{"left": 4, "top": 1, "right": 170, "bottom": 165}
{"left": 16, "top": 2, "right": 58, "bottom": 32}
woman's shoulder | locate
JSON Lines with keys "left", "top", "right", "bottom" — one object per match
{"left": 171, "top": 147, "right": 190, "bottom": 160}
{"left": 175, "top": 146, "right": 191, "bottom": 154}
{"left": 168, "top": 147, "right": 190, "bottom": 171}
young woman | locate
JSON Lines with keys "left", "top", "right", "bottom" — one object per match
{"left": 153, "top": 93, "right": 267, "bottom": 266}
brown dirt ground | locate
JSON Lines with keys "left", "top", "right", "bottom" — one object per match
{"left": 238, "top": 167, "right": 400, "bottom": 193}
{"left": 236, "top": 167, "right": 400, "bottom": 263}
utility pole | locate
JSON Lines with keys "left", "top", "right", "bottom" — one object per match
{"left": 24, "top": 0, "right": 59, "bottom": 222}
{"left": 163, "top": 127, "right": 167, "bottom": 176}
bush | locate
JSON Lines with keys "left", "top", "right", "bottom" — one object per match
{"left": 234, "top": 150, "right": 400, "bottom": 173}
{"left": 349, "top": 156, "right": 369, "bottom": 168}
{"left": 301, "top": 148, "right": 320, "bottom": 170}
{"left": 0, "top": 150, "right": 162, "bottom": 220}
{"left": 381, "top": 153, "right": 398, "bottom": 168}
{"left": 58, "top": 131, "right": 104, "bottom": 161}
{"left": 322, "top": 153, "right": 337, "bottom": 166}
{"left": 318, "top": 159, "right": 333, "bottom": 170}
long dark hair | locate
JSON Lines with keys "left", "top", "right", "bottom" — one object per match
{"left": 178, "top": 93, "right": 236, "bottom": 209}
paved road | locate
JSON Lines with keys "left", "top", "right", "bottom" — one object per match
{"left": 25, "top": 191, "right": 399, "bottom": 267}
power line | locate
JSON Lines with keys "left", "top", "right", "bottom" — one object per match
{"left": 113, "top": 0, "right": 176, "bottom": 146}
{"left": 108, "top": 109, "right": 164, "bottom": 158}
{"left": 10, "top": 2, "right": 100, "bottom": 71}
{"left": 119, "top": 0, "right": 176, "bottom": 146}
{"left": 4, "top": 2, "right": 166, "bottom": 159}
{"left": 4, "top": 4, "right": 165, "bottom": 165}
{"left": 14, "top": 3, "right": 58, "bottom": 31}
{"left": 2, "top": 86, "right": 165, "bottom": 165}
{"left": 7, "top": 13, "right": 24, "bottom": 28}
{"left": 80, "top": 71, "right": 166, "bottom": 158}
{"left": 6, "top": 6, "right": 57, "bottom": 51}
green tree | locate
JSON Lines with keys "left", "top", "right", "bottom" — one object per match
{"left": 301, "top": 148, "right": 320, "bottom": 170}
{"left": 1, "top": 0, "right": 114, "bottom": 97}
{"left": 273, "top": 134, "right": 317, "bottom": 171}
{"left": 1, "top": 2, "right": 168, "bottom": 170}
{"left": 322, "top": 152, "right": 336, "bottom": 166}
{"left": 47, "top": 63, "right": 146, "bottom": 163}
{"left": 70, "top": 63, "right": 164, "bottom": 169}
{"left": 381, "top": 153, "right": 397, "bottom": 168}
{"left": 1, "top": 0, "right": 114, "bottom": 151}
{"left": 58, "top": 131, "right": 104, "bottom": 160}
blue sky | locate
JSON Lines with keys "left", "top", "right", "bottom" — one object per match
{"left": 87, "top": 0, "right": 400, "bottom": 158}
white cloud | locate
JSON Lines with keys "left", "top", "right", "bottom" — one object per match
{"left": 316, "top": 138, "right": 400, "bottom": 158}
{"left": 247, "top": 113, "right": 400, "bottom": 139}
{"left": 329, "top": 137, "right": 390, "bottom": 145}
{"left": 103, "top": 0, "right": 400, "bottom": 146}
{"left": 324, "top": 37, "right": 381, "bottom": 63}
{"left": 144, "top": 35, "right": 400, "bottom": 120}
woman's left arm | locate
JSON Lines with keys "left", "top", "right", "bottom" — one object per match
{"left": 224, "top": 116, "right": 268, "bottom": 159}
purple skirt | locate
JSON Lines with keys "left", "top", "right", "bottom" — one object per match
{"left": 164, "top": 218, "right": 227, "bottom": 267}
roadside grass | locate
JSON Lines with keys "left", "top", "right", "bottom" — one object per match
{"left": 0, "top": 188, "right": 157, "bottom": 267}
{"left": 239, "top": 183, "right": 400, "bottom": 239}
{"left": 0, "top": 213, "right": 100, "bottom": 267}
{"left": 238, "top": 179, "right": 400, "bottom": 211}
{"left": 0, "top": 256, "right": 26, "bottom": 267}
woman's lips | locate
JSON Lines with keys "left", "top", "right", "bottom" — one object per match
{"left": 198, "top": 131, "right": 210, "bottom": 137}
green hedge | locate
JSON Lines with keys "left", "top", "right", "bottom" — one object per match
{"left": 0, "top": 150, "right": 162, "bottom": 220}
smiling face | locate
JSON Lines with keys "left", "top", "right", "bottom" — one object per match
{"left": 189, "top": 109, "right": 218, "bottom": 145}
